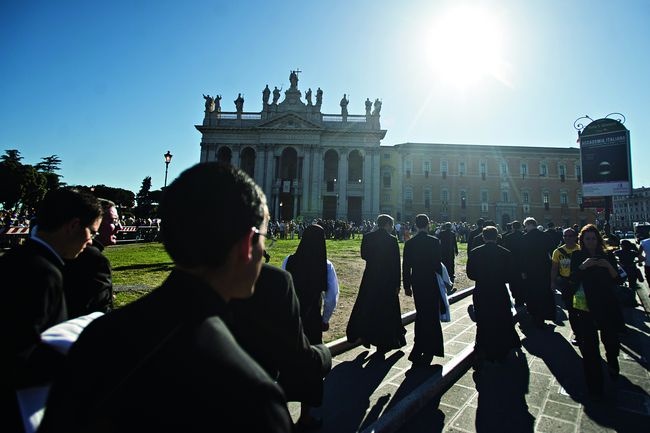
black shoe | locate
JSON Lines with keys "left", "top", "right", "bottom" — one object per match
{"left": 467, "top": 304, "right": 476, "bottom": 322}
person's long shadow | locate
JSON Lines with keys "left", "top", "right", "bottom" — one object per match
{"left": 521, "top": 312, "right": 650, "bottom": 432}
{"left": 367, "top": 363, "right": 445, "bottom": 431}
{"left": 314, "top": 350, "right": 403, "bottom": 433}
{"left": 474, "top": 349, "right": 535, "bottom": 433}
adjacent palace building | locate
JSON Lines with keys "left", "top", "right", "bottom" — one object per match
{"left": 197, "top": 73, "right": 593, "bottom": 228}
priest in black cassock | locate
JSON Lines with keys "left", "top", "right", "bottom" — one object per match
{"left": 403, "top": 214, "right": 446, "bottom": 365}
{"left": 466, "top": 226, "right": 521, "bottom": 363}
{"left": 520, "top": 217, "right": 556, "bottom": 328}
{"left": 347, "top": 214, "right": 406, "bottom": 353}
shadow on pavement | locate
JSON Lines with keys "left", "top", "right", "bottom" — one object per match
{"left": 474, "top": 348, "right": 534, "bottom": 433}
{"left": 314, "top": 350, "right": 403, "bottom": 433}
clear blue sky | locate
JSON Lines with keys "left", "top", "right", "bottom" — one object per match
{"left": 1, "top": 0, "right": 648, "bottom": 193}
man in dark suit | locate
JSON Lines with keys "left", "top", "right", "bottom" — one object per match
{"left": 39, "top": 163, "right": 292, "bottom": 433}
{"left": 503, "top": 220, "right": 526, "bottom": 307}
{"left": 438, "top": 221, "right": 458, "bottom": 285}
{"left": 63, "top": 198, "right": 118, "bottom": 318}
{"left": 1, "top": 188, "right": 102, "bottom": 431}
{"left": 230, "top": 264, "right": 332, "bottom": 430}
{"left": 520, "top": 217, "right": 556, "bottom": 328}
{"left": 467, "top": 226, "right": 521, "bottom": 364}
{"left": 403, "top": 214, "right": 446, "bottom": 365}
{"left": 467, "top": 218, "right": 485, "bottom": 251}
{"left": 347, "top": 214, "right": 406, "bottom": 354}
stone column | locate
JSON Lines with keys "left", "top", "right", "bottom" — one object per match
{"left": 254, "top": 145, "right": 265, "bottom": 188}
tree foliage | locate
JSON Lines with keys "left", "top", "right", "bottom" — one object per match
{"left": 135, "top": 176, "right": 153, "bottom": 218}
{"left": 0, "top": 149, "right": 48, "bottom": 212}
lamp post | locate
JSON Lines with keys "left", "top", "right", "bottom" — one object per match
{"left": 163, "top": 151, "right": 173, "bottom": 188}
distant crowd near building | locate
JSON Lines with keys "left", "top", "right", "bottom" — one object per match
{"left": 197, "top": 71, "right": 594, "bottom": 229}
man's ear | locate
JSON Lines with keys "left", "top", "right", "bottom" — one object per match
{"left": 236, "top": 229, "right": 255, "bottom": 263}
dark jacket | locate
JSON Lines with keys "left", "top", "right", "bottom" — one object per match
{"left": 39, "top": 270, "right": 292, "bottom": 433}
{"left": 346, "top": 228, "right": 406, "bottom": 349}
{"left": 63, "top": 240, "right": 113, "bottom": 319}
{"left": 1, "top": 239, "right": 68, "bottom": 388}
{"left": 229, "top": 265, "right": 331, "bottom": 405}
{"left": 403, "top": 231, "right": 445, "bottom": 356}
{"left": 466, "top": 242, "right": 520, "bottom": 359}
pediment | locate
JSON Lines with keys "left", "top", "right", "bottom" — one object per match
{"left": 257, "top": 113, "right": 322, "bottom": 130}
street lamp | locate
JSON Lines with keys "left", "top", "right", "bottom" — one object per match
{"left": 163, "top": 151, "right": 173, "bottom": 188}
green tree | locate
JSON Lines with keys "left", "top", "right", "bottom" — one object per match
{"left": 135, "top": 176, "right": 153, "bottom": 218}
{"left": 91, "top": 184, "right": 136, "bottom": 209}
{"left": 35, "top": 155, "right": 64, "bottom": 191}
{"left": 0, "top": 149, "right": 23, "bottom": 166}
{"left": 0, "top": 150, "right": 47, "bottom": 212}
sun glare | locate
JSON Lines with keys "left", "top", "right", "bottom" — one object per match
{"left": 426, "top": 6, "right": 509, "bottom": 90}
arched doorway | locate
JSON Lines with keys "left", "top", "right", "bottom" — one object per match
{"left": 240, "top": 147, "right": 256, "bottom": 178}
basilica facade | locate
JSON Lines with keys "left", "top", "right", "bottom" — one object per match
{"left": 196, "top": 72, "right": 386, "bottom": 223}
{"left": 196, "top": 73, "right": 593, "bottom": 227}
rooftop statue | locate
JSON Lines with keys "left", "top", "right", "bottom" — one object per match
{"left": 289, "top": 69, "right": 300, "bottom": 89}
{"left": 340, "top": 94, "right": 349, "bottom": 117}
{"left": 365, "top": 98, "right": 372, "bottom": 116}
{"left": 215, "top": 95, "right": 222, "bottom": 112}
{"left": 372, "top": 98, "right": 382, "bottom": 115}
{"left": 203, "top": 94, "right": 215, "bottom": 112}
{"left": 262, "top": 85, "right": 270, "bottom": 105}
{"left": 316, "top": 87, "right": 323, "bottom": 107}
{"left": 305, "top": 88, "right": 313, "bottom": 106}
{"left": 234, "top": 93, "right": 244, "bottom": 112}
{"left": 272, "top": 86, "right": 282, "bottom": 104}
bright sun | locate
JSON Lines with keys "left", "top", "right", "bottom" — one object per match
{"left": 426, "top": 6, "right": 509, "bottom": 89}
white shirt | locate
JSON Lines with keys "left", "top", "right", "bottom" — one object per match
{"left": 281, "top": 258, "right": 340, "bottom": 324}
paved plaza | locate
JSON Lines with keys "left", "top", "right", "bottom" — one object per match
{"left": 289, "top": 285, "right": 650, "bottom": 432}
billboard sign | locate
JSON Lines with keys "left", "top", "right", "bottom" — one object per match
{"left": 580, "top": 118, "right": 631, "bottom": 197}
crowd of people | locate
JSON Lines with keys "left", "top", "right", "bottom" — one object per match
{"left": 1, "top": 162, "right": 646, "bottom": 431}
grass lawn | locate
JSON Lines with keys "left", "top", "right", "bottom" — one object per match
{"left": 106, "top": 238, "right": 471, "bottom": 342}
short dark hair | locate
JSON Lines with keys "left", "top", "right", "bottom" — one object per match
{"left": 376, "top": 214, "right": 394, "bottom": 228}
{"left": 511, "top": 220, "right": 521, "bottom": 230}
{"left": 37, "top": 188, "right": 102, "bottom": 231}
{"left": 476, "top": 218, "right": 485, "bottom": 227}
{"left": 415, "top": 214, "right": 430, "bottom": 229}
{"left": 160, "top": 162, "right": 266, "bottom": 268}
{"left": 482, "top": 226, "right": 498, "bottom": 241}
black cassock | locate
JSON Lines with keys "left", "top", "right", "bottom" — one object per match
{"left": 346, "top": 228, "right": 406, "bottom": 350}
{"left": 520, "top": 228, "right": 556, "bottom": 321}
{"left": 466, "top": 243, "right": 521, "bottom": 361}
{"left": 229, "top": 265, "right": 331, "bottom": 406}
{"left": 403, "top": 232, "right": 444, "bottom": 357}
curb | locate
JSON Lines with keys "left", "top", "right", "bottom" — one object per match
{"left": 327, "top": 287, "right": 474, "bottom": 357}
{"left": 360, "top": 345, "right": 475, "bottom": 433}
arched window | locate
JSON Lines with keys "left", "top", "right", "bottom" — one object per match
{"left": 280, "top": 147, "right": 298, "bottom": 179}
{"left": 216, "top": 146, "right": 232, "bottom": 164}
{"left": 348, "top": 150, "right": 363, "bottom": 183}
{"left": 240, "top": 147, "right": 256, "bottom": 178}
